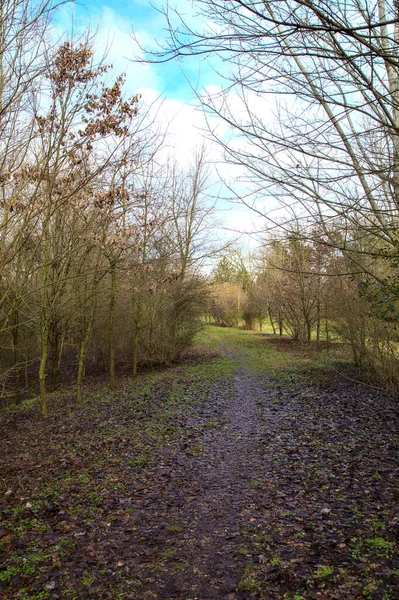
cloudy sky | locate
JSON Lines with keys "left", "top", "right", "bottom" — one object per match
{"left": 57, "top": 1, "right": 223, "bottom": 168}
{"left": 56, "top": 0, "right": 263, "bottom": 245}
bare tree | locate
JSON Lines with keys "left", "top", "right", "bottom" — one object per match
{"left": 0, "top": 0, "right": 73, "bottom": 405}
{"left": 31, "top": 38, "right": 140, "bottom": 417}
{"left": 148, "top": 0, "right": 399, "bottom": 294}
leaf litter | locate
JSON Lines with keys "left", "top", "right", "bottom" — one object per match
{"left": 0, "top": 335, "right": 398, "bottom": 599}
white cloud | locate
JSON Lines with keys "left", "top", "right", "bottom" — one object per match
{"left": 55, "top": 3, "right": 233, "bottom": 160}
{"left": 53, "top": 1, "right": 279, "bottom": 244}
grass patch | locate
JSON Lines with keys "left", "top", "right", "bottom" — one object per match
{"left": 249, "top": 480, "right": 264, "bottom": 488}
{"left": 166, "top": 524, "right": 185, "bottom": 533}
{"left": 203, "top": 421, "right": 219, "bottom": 429}
{"left": 366, "top": 537, "right": 395, "bottom": 557}
{"left": 201, "top": 325, "right": 349, "bottom": 380}
{"left": 238, "top": 575, "right": 263, "bottom": 594}
{"left": 314, "top": 564, "right": 334, "bottom": 580}
{"left": 160, "top": 548, "right": 178, "bottom": 560}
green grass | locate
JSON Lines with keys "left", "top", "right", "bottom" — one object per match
{"left": 160, "top": 548, "right": 178, "bottom": 560}
{"left": 270, "top": 556, "right": 281, "bottom": 568}
{"left": 200, "top": 325, "right": 347, "bottom": 379}
{"left": 166, "top": 524, "right": 185, "bottom": 533}
{"left": 366, "top": 537, "right": 395, "bottom": 557}
{"left": 314, "top": 564, "right": 334, "bottom": 580}
{"left": 238, "top": 575, "right": 263, "bottom": 594}
{"left": 249, "top": 480, "right": 264, "bottom": 488}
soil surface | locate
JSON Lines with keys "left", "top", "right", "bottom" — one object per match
{"left": 0, "top": 335, "right": 398, "bottom": 599}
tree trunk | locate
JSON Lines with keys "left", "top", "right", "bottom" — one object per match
{"left": 132, "top": 290, "right": 143, "bottom": 379}
{"left": 108, "top": 262, "right": 116, "bottom": 390}
{"left": 39, "top": 324, "right": 49, "bottom": 419}
{"left": 359, "top": 317, "right": 367, "bottom": 366}
{"left": 12, "top": 308, "right": 21, "bottom": 405}
{"left": 132, "top": 327, "right": 140, "bottom": 379}
{"left": 77, "top": 316, "right": 93, "bottom": 405}
{"left": 278, "top": 315, "right": 283, "bottom": 336}
{"left": 316, "top": 299, "right": 321, "bottom": 347}
{"left": 25, "top": 357, "right": 29, "bottom": 388}
{"left": 269, "top": 314, "right": 276, "bottom": 335}
{"left": 306, "top": 320, "right": 312, "bottom": 345}
{"left": 50, "top": 327, "right": 60, "bottom": 391}
{"left": 39, "top": 234, "right": 49, "bottom": 419}
{"left": 325, "top": 316, "right": 330, "bottom": 348}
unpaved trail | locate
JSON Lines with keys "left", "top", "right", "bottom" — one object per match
{"left": 1, "top": 333, "right": 398, "bottom": 600}
{"left": 122, "top": 343, "right": 398, "bottom": 599}
{"left": 131, "top": 357, "right": 272, "bottom": 599}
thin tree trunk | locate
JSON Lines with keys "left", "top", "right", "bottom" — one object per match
{"left": 359, "top": 318, "right": 367, "bottom": 366}
{"left": 12, "top": 307, "right": 21, "bottom": 405}
{"left": 39, "top": 324, "right": 49, "bottom": 419}
{"left": 268, "top": 307, "right": 276, "bottom": 335}
{"left": 77, "top": 316, "right": 94, "bottom": 405}
{"left": 132, "top": 289, "right": 143, "bottom": 379}
{"left": 325, "top": 316, "right": 330, "bottom": 348}
{"left": 279, "top": 315, "right": 283, "bottom": 336}
{"left": 39, "top": 233, "right": 49, "bottom": 419}
{"left": 50, "top": 327, "right": 60, "bottom": 391}
{"left": 308, "top": 323, "right": 312, "bottom": 344}
{"left": 132, "top": 327, "right": 140, "bottom": 379}
{"left": 25, "top": 357, "right": 28, "bottom": 388}
{"left": 316, "top": 299, "right": 321, "bottom": 347}
{"left": 108, "top": 261, "right": 116, "bottom": 390}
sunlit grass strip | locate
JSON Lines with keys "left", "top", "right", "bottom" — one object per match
{"left": 199, "top": 325, "right": 350, "bottom": 378}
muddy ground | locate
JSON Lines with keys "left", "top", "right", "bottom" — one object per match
{"left": 0, "top": 332, "right": 398, "bottom": 599}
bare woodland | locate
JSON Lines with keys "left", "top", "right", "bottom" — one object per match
{"left": 1, "top": 0, "right": 399, "bottom": 418}
{"left": 0, "top": 1, "right": 214, "bottom": 417}
{"left": 154, "top": 0, "right": 399, "bottom": 388}
{"left": 0, "top": 4, "right": 398, "bottom": 598}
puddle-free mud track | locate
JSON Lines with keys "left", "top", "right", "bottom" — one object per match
{"left": 1, "top": 335, "right": 398, "bottom": 599}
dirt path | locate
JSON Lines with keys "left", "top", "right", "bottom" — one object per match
{"left": 129, "top": 362, "right": 270, "bottom": 599}
{"left": 1, "top": 335, "right": 398, "bottom": 599}
{"left": 115, "top": 346, "right": 398, "bottom": 599}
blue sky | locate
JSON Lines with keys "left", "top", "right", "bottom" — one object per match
{"left": 54, "top": 0, "right": 263, "bottom": 245}
{"left": 60, "top": 1, "right": 216, "bottom": 102}
{"left": 55, "top": 1, "right": 228, "bottom": 157}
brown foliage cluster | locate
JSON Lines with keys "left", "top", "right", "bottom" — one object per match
{"left": 50, "top": 42, "right": 105, "bottom": 93}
